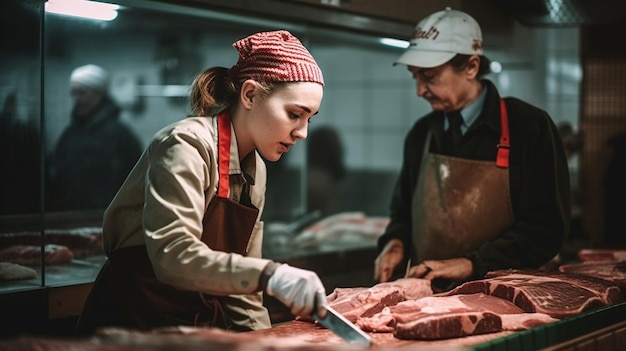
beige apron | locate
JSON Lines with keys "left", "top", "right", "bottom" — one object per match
{"left": 410, "top": 99, "right": 514, "bottom": 289}
{"left": 76, "top": 111, "right": 259, "bottom": 334}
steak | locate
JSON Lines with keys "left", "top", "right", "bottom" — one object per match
{"left": 577, "top": 249, "right": 626, "bottom": 262}
{"left": 357, "top": 293, "right": 555, "bottom": 334}
{"left": 446, "top": 269, "right": 624, "bottom": 319}
{"left": 0, "top": 227, "right": 103, "bottom": 258}
{"left": 499, "top": 313, "right": 558, "bottom": 330}
{"left": 0, "top": 244, "right": 74, "bottom": 266}
{"left": 559, "top": 260, "right": 626, "bottom": 293}
{"left": 393, "top": 311, "right": 502, "bottom": 340}
{"left": 327, "top": 278, "right": 432, "bottom": 322}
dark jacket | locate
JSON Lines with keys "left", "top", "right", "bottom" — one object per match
{"left": 47, "top": 97, "right": 143, "bottom": 211}
{"left": 378, "top": 79, "right": 571, "bottom": 279}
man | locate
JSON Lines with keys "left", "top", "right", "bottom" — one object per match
{"left": 47, "top": 64, "right": 142, "bottom": 211}
{"left": 374, "top": 8, "right": 570, "bottom": 291}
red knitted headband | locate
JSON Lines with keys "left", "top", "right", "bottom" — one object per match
{"left": 229, "top": 30, "right": 324, "bottom": 86}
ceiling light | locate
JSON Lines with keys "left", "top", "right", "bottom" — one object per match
{"left": 379, "top": 38, "right": 409, "bottom": 49}
{"left": 45, "top": 0, "right": 119, "bottom": 21}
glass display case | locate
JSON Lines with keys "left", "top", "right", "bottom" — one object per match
{"left": 0, "top": 0, "right": 418, "bottom": 299}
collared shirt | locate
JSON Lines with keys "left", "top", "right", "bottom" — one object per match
{"left": 444, "top": 84, "right": 487, "bottom": 135}
{"left": 102, "top": 116, "right": 271, "bottom": 330}
{"left": 378, "top": 79, "right": 571, "bottom": 279}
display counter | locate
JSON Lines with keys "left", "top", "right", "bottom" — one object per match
{"left": 0, "top": 216, "right": 381, "bottom": 336}
{"left": 2, "top": 301, "right": 625, "bottom": 350}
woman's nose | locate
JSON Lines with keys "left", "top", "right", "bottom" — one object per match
{"left": 293, "top": 123, "right": 308, "bottom": 140}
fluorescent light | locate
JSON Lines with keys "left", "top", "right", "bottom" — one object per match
{"left": 138, "top": 85, "right": 190, "bottom": 97}
{"left": 45, "top": 0, "right": 119, "bottom": 21}
{"left": 379, "top": 38, "right": 409, "bottom": 49}
{"left": 490, "top": 61, "right": 503, "bottom": 74}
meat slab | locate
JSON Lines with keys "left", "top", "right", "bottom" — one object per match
{"left": 0, "top": 244, "right": 74, "bottom": 266}
{"left": 357, "top": 293, "right": 557, "bottom": 337}
{"left": 327, "top": 278, "right": 432, "bottom": 322}
{"left": 393, "top": 311, "right": 502, "bottom": 340}
{"left": 559, "top": 260, "right": 626, "bottom": 294}
{"left": 0, "top": 227, "right": 103, "bottom": 258}
{"left": 446, "top": 269, "right": 624, "bottom": 319}
{"left": 577, "top": 249, "right": 626, "bottom": 262}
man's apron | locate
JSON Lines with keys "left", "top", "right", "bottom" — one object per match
{"left": 411, "top": 99, "right": 514, "bottom": 290}
{"left": 76, "top": 111, "right": 259, "bottom": 334}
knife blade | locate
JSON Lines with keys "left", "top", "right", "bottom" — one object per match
{"left": 312, "top": 305, "right": 372, "bottom": 347}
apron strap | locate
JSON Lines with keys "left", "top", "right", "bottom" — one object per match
{"left": 217, "top": 111, "right": 231, "bottom": 198}
{"left": 496, "top": 98, "right": 510, "bottom": 168}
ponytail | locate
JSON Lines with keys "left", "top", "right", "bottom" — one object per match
{"left": 188, "top": 67, "right": 238, "bottom": 116}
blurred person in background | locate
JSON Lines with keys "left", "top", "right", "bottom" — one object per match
{"left": 47, "top": 64, "right": 142, "bottom": 211}
{"left": 0, "top": 90, "right": 41, "bottom": 215}
{"left": 306, "top": 126, "right": 346, "bottom": 217}
{"left": 374, "top": 8, "right": 570, "bottom": 291}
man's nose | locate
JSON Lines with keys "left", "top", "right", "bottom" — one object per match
{"left": 416, "top": 81, "right": 428, "bottom": 97}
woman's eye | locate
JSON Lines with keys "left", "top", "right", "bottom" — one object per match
{"left": 289, "top": 112, "right": 301, "bottom": 119}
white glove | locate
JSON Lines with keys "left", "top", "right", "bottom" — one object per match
{"left": 266, "top": 264, "right": 327, "bottom": 317}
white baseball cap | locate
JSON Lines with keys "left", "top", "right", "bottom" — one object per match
{"left": 395, "top": 7, "right": 483, "bottom": 68}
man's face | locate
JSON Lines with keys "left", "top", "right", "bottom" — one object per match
{"left": 407, "top": 59, "right": 477, "bottom": 112}
{"left": 71, "top": 83, "right": 105, "bottom": 119}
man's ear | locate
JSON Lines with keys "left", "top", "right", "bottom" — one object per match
{"left": 240, "top": 80, "right": 257, "bottom": 110}
{"left": 466, "top": 55, "right": 480, "bottom": 79}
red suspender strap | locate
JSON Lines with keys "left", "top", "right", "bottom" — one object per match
{"left": 496, "top": 98, "right": 510, "bottom": 168}
{"left": 217, "top": 111, "right": 231, "bottom": 198}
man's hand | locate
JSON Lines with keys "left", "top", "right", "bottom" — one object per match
{"left": 374, "top": 239, "right": 404, "bottom": 283}
{"left": 407, "top": 257, "right": 473, "bottom": 282}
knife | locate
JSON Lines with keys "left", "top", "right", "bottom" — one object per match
{"left": 312, "top": 305, "right": 372, "bottom": 347}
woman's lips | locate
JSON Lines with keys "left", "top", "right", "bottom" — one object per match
{"left": 279, "top": 142, "right": 292, "bottom": 153}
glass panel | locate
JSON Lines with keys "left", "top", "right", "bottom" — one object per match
{"left": 1, "top": 0, "right": 411, "bottom": 292}
{"left": 0, "top": 0, "right": 44, "bottom": 292}
{"left": 38, "top": 1, "right": 313, "bottom": 290}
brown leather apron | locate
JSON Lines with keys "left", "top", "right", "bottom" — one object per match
{"left": 410, "top": 99, "right": 514, "bottom": 289}
{"left": 76, "top": 111, "right": 259, "bottom": 335}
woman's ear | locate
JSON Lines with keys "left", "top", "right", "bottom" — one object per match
{"left": 240, "top": 80, "right": 257, "bottom": 110}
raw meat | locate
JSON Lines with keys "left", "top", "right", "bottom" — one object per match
{"left": 292, "top": 212, "right": 389, "bottom": 248}
{"left": 559, "top": 260, "right": 626, "bottom": 293}
{"left": 327, "top": 278, "right": 432, "bottom": 322}
{"left": 577, "top": 249, "right": 626, "bottom": 262}
{"left": 499, "top": 313, "right": 558, "bottom": 330}
{"left": 446, "top": 269, "right": 623, "bottom": 319}
{"left": 0, "top": 227, "right": 102, "bottom": 258}
{"left": 486, "top": 269, "right": 624, "bottom": 305}
{"left": 393, "top": 311, "right": 502, "bottom": 340}
{"left": 357, "top": 293, "right": 555, "bottom": 334}
{"left": 0, "top": 244, "right": 74, "bottom": 266}
{"left": 0, "top": 262, "right": 37, "bottom": 280}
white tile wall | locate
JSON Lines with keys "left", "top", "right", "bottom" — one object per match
{"left": 39, "top": 11, "right": 582, "bottom": 179}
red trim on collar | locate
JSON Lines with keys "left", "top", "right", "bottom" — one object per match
{"left": 217, "top": 111, "right": 231, "bottom": 198}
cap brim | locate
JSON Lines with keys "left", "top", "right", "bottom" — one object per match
{"left": 393, "top": 49, "right": 456, "bottom": 68}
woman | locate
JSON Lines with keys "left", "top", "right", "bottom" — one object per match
{"left": 76, "top": 30, "right": 327, "bottom": 335}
